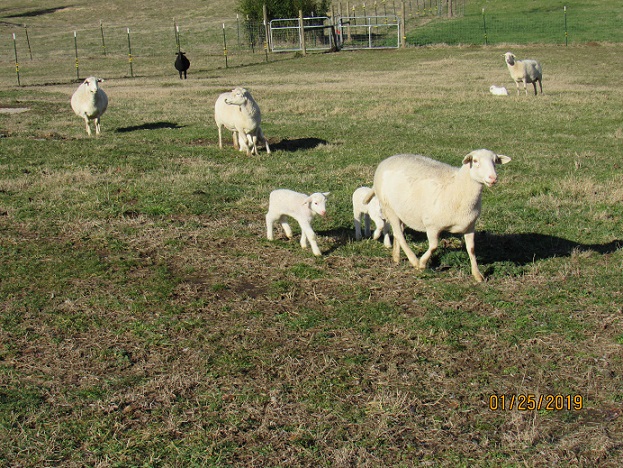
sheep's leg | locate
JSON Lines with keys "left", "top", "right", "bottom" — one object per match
{"left": 299, "top": 221, "right": 321, "bottom": 256}
{"left": 279, "top": 215, "right": 293, "bottom": 239}
{"left": 218, "top": 125, "right": 224, "bottom": 149}
{"left": 261, "top": 129, "right": 271, "bottom": 154}
{"left": 83, "top": 116, "right": 92, "bottom": 136}
{"left": 523, "top": 79, "right": 529, "bottom": 96}
{"left": 233, "top": 131, "right": 240, "bottom": 150}
{"left": 266, "top": 212, "right": 278, "bottom": 240}
{"left": 95, "top": 117, "right": 101, "bottom": 136}
{"left": 464, "top": 231, "right": 484, "bottom": 283}
{"left": 419, "top": 229, "right": 440, "bottom": 270}
{"left": 354, "top": 212, "right": 363, "bottom": 240}
{"left": 385, "top": 209, "right": 418, "bottom": 266}
{"left": 382, "top": 224, "right": 392, "bottom": 249}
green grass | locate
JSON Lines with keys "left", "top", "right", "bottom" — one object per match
{"left": 1, "top": 0, "right": 623, "bottom": 466}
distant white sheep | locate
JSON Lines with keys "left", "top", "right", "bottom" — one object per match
{"left": 70, "top": 77, "right": 108, "bottom": 136}
{"left": 489, "top": 85, "right": 509, "bottom": 96}
{"left": 352, "top": 186, "right": 391, "bottom": 248}
{"left": 266, "top": 189, "right": 330, "bottom": 256}
{"left": 365, "top": 149, "right": 511, "bottom": 282}
{"left": 214, "top": 87, "right": 270, "bottom": 156}
{"left": 504, "top": 52, "right": 543, "bottom": 96}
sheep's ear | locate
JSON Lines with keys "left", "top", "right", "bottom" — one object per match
{"left": 97, "top": 78, "right": 104, "bottom": 83}
{"left": 462, "top": 153, "right": 474, "bottom": 165}
{"left": 496, "top": 155, "right": 511, "bottom": 165}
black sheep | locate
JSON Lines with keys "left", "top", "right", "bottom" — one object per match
{"left": 174, "top": 52, "right": 190, "bottom": 79}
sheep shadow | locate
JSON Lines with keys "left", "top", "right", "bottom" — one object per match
{"left": 270, "top": 137, "right": 328, "bottom": 152}
{"left": 116, "top": 122, "right": 184, "bottom": 133}
{"left": 477, "top": 232, "right": 622, "bottom": 266}
{"left": 318, "top": 228, "right": 622, "bottom": 270}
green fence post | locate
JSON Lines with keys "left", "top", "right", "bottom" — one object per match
{"left": 564, "top": 6, "right": 568, "bottom": 46}
{"left": 482, "top": 8, "right": 488, "bottom": 46}
{"left": 73, "top": 31, "right": 80, "bottom": 81}
{"left": 127, "top": 28, "right": 134, "bottom": 78}
{"left": 12, "top": 33, "right": 21, "bottom": 86}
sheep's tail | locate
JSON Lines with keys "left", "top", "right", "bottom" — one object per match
{"left": 362, "top": 189, "right": 375, "bottom": 205}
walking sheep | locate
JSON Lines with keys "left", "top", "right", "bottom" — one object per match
{"left": 174, "top": 51, "right": 190, "bottom": 79}
{"left": 266, "top": 189, "right": 330, "bottom": 257}
{"left": 352, "top": 186, "right": 391, "bottom": 248}
{"left": 504, "top": 52, "right": 542, "bottom": 96}
{"left": 214, "top": 87, "right": 271, "bottom": 156}
{"left": 70, "top": 76, "right": 108, "bottom": 136}
{"left": 365, "top": 149, "right": 511, "bottom": 282}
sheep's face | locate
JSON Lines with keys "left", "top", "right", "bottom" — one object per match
{"left": 83, "top": 77, "right": 103, "bottom": 93}
{"left": 225, "top": 87, "right": 248, "bottom": 106}
{"left": 463, "top": 150, "right": 511, "bottom": 188}
{"left": 304, "top": 192, "right": 330, "bottom": 217}
{"left": 504, "top": 52, "right": 516, "bottom": 66}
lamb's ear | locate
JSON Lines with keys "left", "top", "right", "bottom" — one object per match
{"left": 322, "top": 192, "right": 330, "bottom": 197}
{"left": 302, "top": 196, "right": 312, "bottom": 205}
{"left": 496, "top": 155, "right": 511, "bottom": 165}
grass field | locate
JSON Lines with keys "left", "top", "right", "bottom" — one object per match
{"left": 2, "top": 1, "right": 623, "bottom": 467}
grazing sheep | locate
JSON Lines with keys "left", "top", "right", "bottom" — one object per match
{"left": 489, "top": 85, "right": 509, "bottom": 96}
{"left": 266, "top": 189, "right": 330, "bottom": 257}
{"left": 365, "top": 149, "right": 511, "bottom": 282}
{"left": 70, "top": 76, "right": 108, "bottom": 136}
{"left": 214, "top": 87, "right": 271, "bottom": 156}
{"left": 504, "top": 52, "right": 543, "bottom": 96}
{"left": 174, "top": 51, "right": 190, "bottom": 79}
{"left": 352, "top": 186, "right": 391, "bottom": 248}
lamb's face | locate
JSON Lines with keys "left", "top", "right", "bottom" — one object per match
{"left": 307, "top": 193, "right": 329, "bottom": 217}
{"left": 464, "top": 150, "right": 511, "bottom": 188}
{"left": 225, "top": 88, "right": 248, "bottom": 106}
{"left": 504, "top": 52, "right": 516, "bottom": 66}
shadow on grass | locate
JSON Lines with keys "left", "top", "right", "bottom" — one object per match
{"left": 270, "top": 137, "right": 328, "bottom": 152}
{"left": 116, "top": 122, "right": 184, "bottom": 133}
{"left": 318, "top": 228, "right": 622, "bottom": 265}
{"left": 478, "top": 232, "right": 622, "bottom": 265}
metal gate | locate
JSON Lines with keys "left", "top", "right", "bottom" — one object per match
{"left": 269, "top": 17, "right": 334, "bottom": 52}
{"left": 336, "top": 15, "right": 401, "bottom": 49}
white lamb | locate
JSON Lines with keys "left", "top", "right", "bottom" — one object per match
{"left": 365, "top": 149, "right": 511, "bottom": 282}
{"left": 214, "top": 87, "right": 270, "bottom": 156}
{"left": 70, "top": 76, "right": 108, "bottom": 136}
{"left": 489, "top": 85, "right": 509, "bottom": 96}
{"left": 504, "top": 52, "right": 543, "bottom": 96}
{"left": 352, "top": 186, "right": 391, "bottom": 248}
{"left": 266, "top": 189, "right": 330, "bottom": 257}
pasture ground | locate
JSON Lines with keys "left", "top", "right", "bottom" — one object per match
{"left": 1, "top": 42, "right": 623, "bottom": 466}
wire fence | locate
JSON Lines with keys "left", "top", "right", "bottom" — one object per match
{"left": 1, "top": 3, "right": 621, "bottom": 87}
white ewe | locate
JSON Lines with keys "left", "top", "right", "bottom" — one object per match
{"left": 365, "top": 149, "right": 511, "bottom": 282}
{"left": 352, "top": 186, "right": 391, "bottom": 248}
{"left": 214, "top": 87, "right": 270, "bottom": 156}
{"left": 266, "top": 189, "right": 329, "bottom": 257}
{"left": 70, "top": 77, "right": 108, "bottom": 136}
{"left": 504, "top": 52, "right": 543, "bottom": 96}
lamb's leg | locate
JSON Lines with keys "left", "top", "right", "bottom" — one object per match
{"left": 279, "top": 215, "right": 293, "bottom": 239}
{"left": 419, "top": 229, "right": 440, "bottom": 270}
{"left": 299, "top": 221, "right": 321, "bottom": 256}
{"left": 364, "top": 214, "right": 371, "bottom": 238}
{"left": 259, "top": 128, "right": 271, "bottom": 154}
{"left": 464, "top": 231, "right": 484, "bottom": 282}
{"left": 266, "top": 212, "right": 278, "bottom": 240}
{"left": 385, "top": 209, "right": 418, "bottom": 266}
{"left": 354, "top": 212, "right": 363, "bottom": 240}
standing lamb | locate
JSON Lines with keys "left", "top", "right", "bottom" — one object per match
{"left": 266, "top": 189, "right": 330, "bottom": 257}
{"left": 365, "top": 149, "right": 511, "bottom": 282}
{"left": 214, "top": 87, "right": 271, "bottom": 156}
{"left": 70, "top": 76, "right": 108, "bottom": 136}
{"left": 504, "top": 52, "right": 542, "bottom": 96}
{"left": 352, "top": 186, "right": 391, "bottom": 248}
{"left": 174, "top": 51, "right": 190, "bottom": 79}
